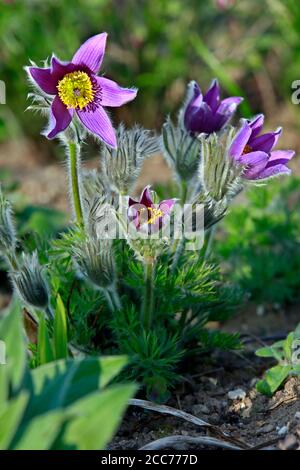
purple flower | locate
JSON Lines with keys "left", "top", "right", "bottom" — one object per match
{"left": 27, "top": 33, "right": 137, "bottom": 147}
{"left": 229, "top": 115, "right": 295, "bottom": 180}
{"left": 184, "top": 79, "right": 243, "bottom": 134}
{"left": 128, "top": 186, "right": 175, "bottom": 233}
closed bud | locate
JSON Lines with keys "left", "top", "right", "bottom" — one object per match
{"left": 161, "top": 117, "right": 201, "bottom": 182}
{"left": 12, "top": 251, "right": 50, "bottom": 310}
{"left": 0, "top": 188, "right": 17, "bottom": 252}
{"left": 72, "top": 236, "right": 116, "bottom": 290}
{"left": 100, "top": 124, "right": 159, "bottom": 194}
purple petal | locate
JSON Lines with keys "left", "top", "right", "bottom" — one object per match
{"left": 51, "top": 56, "right": 76, "bottom": 83}
{"left": 250, "top": 128, "right": 282, "bottom": 154}
{"left": 46, "top": 96, "right": 73, "bottom": 139}
{"left": 185, "top": 101, "right": 216, "bottom": 134}
{"left": 229, "top": 121, "right": 252, "bottom": 159}
{"left": 27, "top": 67, "right": 57, "bottom": 95}
{"left": 248, "top": 114, "right": 264, "bottom": 139}
{"left": 139, "top": 186, "right": 153, "bottom": 207}
{"left": 97, "top": 77, "right": 137, "bottom": 107}
{"left": 238, "top": 150, "right": 269, "bottom": 179}
{"left": 203, "top": 79, "right": 220, "bottom": 112}
{"left": 266, "top": 150, "right": 295, "bottom": 168}
{"left": 72, "top": 33, "right": 107, "bottom": 74}
{"left": 76, "top": 106, "right": 117, "bottom": 148}
{"left": 217, "top": 96, "right": 243, "bottom": 116}
{"left": 159, "top": 199, "right": 176, "bottom": 215}
{"left": 255, "top": 164, "right": 291, "bottom": 180}
{"left": 188, "top": 81, "right": 203, "bottom": 107}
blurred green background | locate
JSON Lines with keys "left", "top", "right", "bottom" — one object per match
{"left": 0, "top": 0, "right": 300, "bottom": 156}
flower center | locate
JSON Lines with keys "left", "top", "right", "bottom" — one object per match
{"left": 242, "top": 144, "right": 253, "bottom": 155}
{"left": 147, "top": 207, "right": 164, "bottom": 225}
{"left": 57, "top": 71, "right": 94, "bottom": 109}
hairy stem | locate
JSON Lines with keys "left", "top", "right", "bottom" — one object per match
{"left": 68, "top": 141, "right": 83, "bottom": 226}
{"left": 171, "top": 236, "right": 186, "bottom": 273}
{"left": 203, "top": 225, "right": 216, "bottom": 260}
{"left": 141, "top": 260, "right": 155, "bottom": 330}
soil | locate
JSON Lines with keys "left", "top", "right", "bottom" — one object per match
{"left": 1, "top": 138, "right": 300, "bottom": 451}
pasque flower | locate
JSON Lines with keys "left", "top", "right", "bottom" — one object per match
{"left": 184, "top": 79, "right": 243, "bottom": 134}
{"left": 128, "top": 186, "right": 175, "bottom": 233}
{"left": 27, "top": 33, "right": 137, "bottom": 147}
{"left": 230, "top": 114, "right": 295, "bottom": 180}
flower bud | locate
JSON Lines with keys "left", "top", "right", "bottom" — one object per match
{"left": 72, "top": 236, "right": 116, "bottom": 290}
{"left": 0, "top": 188, "right": 17, "bottom": 252}
{"left": 12, "top": 252, "right": 50, "bottom": 310}
{"left": 161, "top": 117, "right": 201, "bottom": 182}
{"left": 101, "top": 124, "right": 159, "bottom": 194}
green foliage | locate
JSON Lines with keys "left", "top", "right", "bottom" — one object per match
{"left": 0, "top": 300, "right": 136, "bottom": 450}
{"left": 216, "top": 177, "right": 300, "bottom": 305}
{"left": 256, "top": 324, "right": 300, "bottom": 396}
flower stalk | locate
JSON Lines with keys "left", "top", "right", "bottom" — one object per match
{"left": 68, "top": 141, "right": 84, "bottom": 226}
{"left": 141, "top": 259, "right": 155, "bottom": 330}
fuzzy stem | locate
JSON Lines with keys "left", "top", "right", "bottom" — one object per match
{"left": 104, "top": 289, "right": 115, "bottom": 313}
{"left": 181, "top": 179, "right": 188, "bottom": 204}
{"left": 203, "top": 225, "right": 216, "bottom": 260}
{"left": 68, "top": 141, "right": 83, "bottom": 226}
{"left": 109, "top": 284, "right": 122, "bottom": 311}
{"left": 171, "top": 236, "right": 186, "bottom": 273}
{"left": 141, "top": 260, "right": 155, "bottom": 330}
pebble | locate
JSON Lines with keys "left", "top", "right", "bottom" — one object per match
{"left": 259, "top": 423, "right": 275, "bottom": 434}
{"left": 277, "top": 425, "right": 288, "bottom": 437}
{"left": 295, "top": 411, "right": 300, "bottom": 421}
{"left": 228, "top": 388, "right": 246, "bottom": 400}
{"left": 192, "top": 404, "right": 210, "bottom": 415}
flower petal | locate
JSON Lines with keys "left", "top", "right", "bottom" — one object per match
{"left": 239, "top": 150, "right": 269, "bottom": 179}
{"left": 217, "top": 96, "right": 243, "bottom": 115}
{"left": 27, "top": 66, "right": 57, "bottom": 95}
{"left": 229, "top": 121, "right": 252, "bottom": 159}
{"left": 140, "top": 186, "right": 153, "bottom": 207}
{"left": 76, "top": 106, "right": 117, "bottom": 148}
{"left": 159, "top": 199, "right": 176, "bottom": 215}
{"left": 248, "top": 114, "right": 264, "bottom": 140}
{"left": 250, "top": 128, "right": 282, "bottom": 153}
{"left": 72, "top": 33, "right": 107, "bottom": 74}
{"left": 266, "top": 150, "right": 295, "bottom": 168}
{"left": 203, "top": 79, "right": 220, "bottom": 112}
{"left": 51, "top": 56, "right": 76, "bottom": 81}
{"left": 255, "top": 164, "right": 291, "bottom": 180}
{"left": 45, "top": 96, "right": 73, "bottom": 139}
{"left": 97, "top": 77, "right": 137, "bottom": 107}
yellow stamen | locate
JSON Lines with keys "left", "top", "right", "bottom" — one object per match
{"left": 57, "top": 71, "right": 94, "bottom": 109}
{"left": 147, "top": 207, "right": 163, "bottom": 225}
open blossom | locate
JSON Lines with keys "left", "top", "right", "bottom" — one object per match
{"left": 128, "top": 186, "right": 175, "bottom": 233}
{"left": 184, "top": 79, "right": 243, "bottom": 135}
{"left": 230, "top": 115, "right": 295, "bottom": 180}
{"left": 27, "top": 33, "right": 137, "bottom": 147}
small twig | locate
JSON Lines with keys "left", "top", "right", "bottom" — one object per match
{"left": 129, "top": 398, "right": 251, "bottom": 449}
{"left": 140, "top": 435, "right": 242, "bottom": 451}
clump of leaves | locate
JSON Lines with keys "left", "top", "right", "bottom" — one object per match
{"left": 0, "top": 299, "right": 136, "bottom": 450}
{"left": 256, "top": 324, "right": 300, "bottom": 396}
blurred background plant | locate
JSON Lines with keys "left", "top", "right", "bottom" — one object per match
{"left": 1, "top": 0, "right": 300, "bottom": 153}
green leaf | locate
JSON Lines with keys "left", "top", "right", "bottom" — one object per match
{"left": 14, "top": 410, "right": 64, "bottom": 450}
{"left": 53, "top": 294, "right": 68, "bottom": 360}
{"left": 256, "top": 365, "right": 291, "bottom": 396}
{"left": 256, "top": 344, "right": 284, "bottom": 361}
{"left": 0, "top": 392, "right": 29, "bottom": 450}
{"left": 99, "top": 356, "right": 128, "bottom": 388}
{"left": 0, "top": 299, "right": 26, "bottom": 391}
{"left": 63, "top": 384, "right": 136, "bottom": 450}
{"left": 283, "top": 332, "right": 294, "bottom": 362}
{"left": 37, "top": 316, "right": 54, "bottom": 365}
{"left": 28, "top": 356, "right": 128, "bottom": 419}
